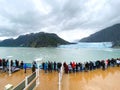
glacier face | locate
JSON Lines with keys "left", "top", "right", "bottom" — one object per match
{"left": 58, "top": 42, "right": 112, "bottom": 48}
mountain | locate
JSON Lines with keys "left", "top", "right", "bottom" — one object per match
{"left": 80, "top": 24, "right": 120, "bottom": 43}
{"left": 0, "top": 32, "right": 70, "bottom": 47}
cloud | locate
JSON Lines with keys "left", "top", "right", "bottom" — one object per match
{"left": 0, "top": 0, "right": 120, "bottom": 41}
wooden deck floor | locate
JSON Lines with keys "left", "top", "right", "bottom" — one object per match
{"left": 61, "top": 67, "right": 120, "bottom": 90}
{"left": 1, "top": 67, "right": 120, "bottom": 90}
{"left": 0, "top": 69, "right": 59, "bottom": 90}
{"left": 0, "top": 69, "right": 32, "bottom": 90}
{"left": 37, "top": 70, "right": 59, "bottom": 90}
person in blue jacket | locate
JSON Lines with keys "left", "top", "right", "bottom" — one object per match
{"left": 44, "top": 62, "right": 47, "bottom": 73}
{"left": 24, "top": 63, "right": 27, "bottom": 73}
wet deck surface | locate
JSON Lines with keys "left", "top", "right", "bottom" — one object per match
{"left": 37, "top": 70, "right": 59, "bottom": 90}
{"left": 0, "top": 69, "right": 32, "bottom": 90}
{"left": 62, "top": 67, "right": 120, "bottom": 90}
{"left": 0, "top": 67, "right": 120, "bottom": 90}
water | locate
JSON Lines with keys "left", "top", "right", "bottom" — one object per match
{"left": 0, "top": 42, "right": 120, "bottom": 63}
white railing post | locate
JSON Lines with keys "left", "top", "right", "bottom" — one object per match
{"left": 36, "top": 69, "right": 39, "bottom": 86}
{"left": 58, "top": 62, "right": 63, "bottom": 90}
{"left": 35, "top": 58, "right": 43, "bottom": 87}
{"left": 36, "top": 69, "right": 37, "bottom": 86}
{"left": 25, "top": 76, "right": 28, "bottom": 87}
{"left": 7, "top": 56, "right": 13, "bottom": 76}
{"left": 58, "top": 72, "right": 61, "bottom": 85}
{"left": 58, "top": 71, "right": 61, "bottom": 90}
{"left": 37, "top": 63, "right": 40, "bottom": 86}
{"left": 9, "top": 59, "right": 11, "bottom": 76}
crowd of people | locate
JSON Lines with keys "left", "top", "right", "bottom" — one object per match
{"left": 0, "top": 59, "right": 24, "bottom": 72}
{"left": 63, "top": 58, "right": 120, "bottom": 74}
{"left": 42, "top": 61, "right": 62, "bottom": 73}
{"left": 0, "top": 58, "right": 38, "bottom": 73}
{"left": 41, "top": 58, "right": 120, "bottom": 74}
{"left": 1, "top": 57, "right": 120, "bottom": 74}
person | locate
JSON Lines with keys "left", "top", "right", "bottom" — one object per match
{"left": 101, "top": 60, "right": 105, "bottom": 70}
{"left": 76, "top": 63, "right": 78, "bottom": 72}
{"left": 72, "top": 62, "right": 76, "bottom": 72}
{"left": 57, "top": 62, "right": 62, "bottom": 72}
{"left": 11, "top": 60, "right": 13, "bottom": 67}
{"left": 42, "top": 62, "right": 45, "bottom": 69}
{"left": 68, "top": 64, "right": 72, "bottom": 73}
{"left": 0, "top": 59, "right": 2, "bottom": 66}
{"left": 23, "top": 63, "right": 27, "bottom": 73}
{"left": 32, "top": 61, "right": 37, "bottom": 68}
{"left": 54, "top": 61, "right": 56, "bottom": 71}
{"left": 15, "top": 60, "right": 19, "bottom": 68}
{"left": 50, "top": 62, "right": 53, "bottom": 72}
{"left": 32, "top": 64, "right": 36, "bottom": 73}
{"left": 116, "top": 59, "right": 120, "bottom": 67}
{"left": 48, "top": 61, "right": 51, "bottom": 72}
{"left": 65, "top": 64, "right": 68, "bottom": 74}
{"left": 2, "top": 59, "right": 7, "bottom": 72}
{"left": 20, "top": 61, "right": 24, "bottom": 69}
{"left": 44, "top": 62, "right": 47, "bottom": 73}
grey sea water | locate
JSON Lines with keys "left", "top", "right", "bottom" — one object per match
{"left": 0, "top": 42, "right": 119, "bottom": 63}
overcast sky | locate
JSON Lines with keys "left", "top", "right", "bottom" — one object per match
{"left": 0, "top": 0, "right": 120, "bottom": 42}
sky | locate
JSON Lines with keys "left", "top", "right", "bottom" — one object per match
{"left": 0, "top": 0, "right": 120, "bottom": 42}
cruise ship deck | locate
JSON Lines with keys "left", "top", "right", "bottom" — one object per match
{"left": 0, "top": 67, "right": 120, "bottom": 90}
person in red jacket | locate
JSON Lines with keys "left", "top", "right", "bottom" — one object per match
{"left": 65, "top": 64, "right": 68, "bottom": 74}
{"left": 72, "top": 62, "right": 76, "bottom": 72}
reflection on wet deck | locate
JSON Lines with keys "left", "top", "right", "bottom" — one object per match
{"left": 0, "top": 69, "right": 32, "bottom": 90}
{"left": 36, "top": 71, "right": 59, "bottom": 90}
{"left": 0, "top": 67, "right": 120, "bottom": 90}
{"left": 62, "top": 67, "right": 120, "bottom": 90}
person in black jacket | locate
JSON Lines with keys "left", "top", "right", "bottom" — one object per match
{"left": 32, "top": 64, "right": 36, "bottom": 73}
